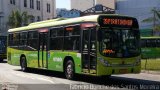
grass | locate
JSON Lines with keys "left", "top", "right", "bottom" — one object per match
{"left": 141, "top": 59, "right": 160, "bottom": 71}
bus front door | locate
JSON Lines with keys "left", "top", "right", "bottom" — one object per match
{"left": 82, "top": 29, "right": 97, "bottom": 74}
{"left": 38, "top": 33, "right": 48, "bottom": 68}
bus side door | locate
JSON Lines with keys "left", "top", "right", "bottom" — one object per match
{"left": 38, "top": 32, "right": 48, "bottom": 68}
{"left": 82, "top": 28, "right": 97, "bottom": 74}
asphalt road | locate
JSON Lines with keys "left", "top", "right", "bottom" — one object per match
{"left": 0, "top": 61, "right": 160, "bottom": 90}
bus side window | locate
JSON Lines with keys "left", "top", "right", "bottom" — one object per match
{"left": 141, "top": 39, "right": 146, "bottom": 48}
{"left": 152, "top": 39, "right": 157, "bottom": 47}
{"left": 50, "top": 28, "right": 57, "bottom": 37}
{"left": 13, "top": 33, "right": 20, "bottom": 46}
{"left": 20, "top": 32, "right": 27, "bottom": 46}
{"left": 50, "top": 27, "right": 63, "bottom": 50}
{"left": 9, "top": 34, "right": 13, "bottom": 46}
{"left": 146, "top": 40, "right": 151, "bottom": 47}
{"left": 149, "top": 39, "right": 157, "bottom": 47}
{"left": 157, "top": 39, "right": 160, "bottom": 47}
{"left": 64, "top": 25, "right": 80, "bottom": 51}
{"left": 28, "top": 31, "right": 38, "bottom": 50}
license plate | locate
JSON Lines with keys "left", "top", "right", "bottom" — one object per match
{"left": 119, "top": 69, "right": 128, "bottom": 73}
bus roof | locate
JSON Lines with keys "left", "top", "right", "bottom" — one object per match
{"left": 8, "top": 14, "right": 136, "bottom": 33}
{"left": 141, "top": 36, "right": 160, "bottom": 39}
{"left": 29, "top": 18, "right": 68, "bottom": 26}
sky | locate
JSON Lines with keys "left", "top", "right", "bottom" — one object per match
{"left": 56, "top": 0, "right": 71, "bottom": 9}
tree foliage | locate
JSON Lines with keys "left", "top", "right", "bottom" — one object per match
{"left": 142, "top": 8, "right": 160, "bottom": 31}
{"left": 8, "top": 10, "right": 32, "bottom": 28}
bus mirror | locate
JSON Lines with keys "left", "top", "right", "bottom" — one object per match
{"left": 98, "top": 30, "right": 102, "bottom": 41}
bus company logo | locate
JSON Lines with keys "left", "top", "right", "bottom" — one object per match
{"left": 29, "top": 54, "right": 37, "bottom": 57}
{"left": 103, "top": 49, "right": 115, "bottom": 54}
{"left": 53, "top": 57, "right": 62, "bottom": 62}
{"left": 13, "top": 54, "right": 19, "bottom": 58}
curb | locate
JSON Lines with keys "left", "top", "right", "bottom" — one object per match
{"left": 141, "top": 70, "right": 160, "bottom": 75}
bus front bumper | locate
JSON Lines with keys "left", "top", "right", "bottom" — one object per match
{"left": 97, "top": 65, "right": 141, "bottom": 76}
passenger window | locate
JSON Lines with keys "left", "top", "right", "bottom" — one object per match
{"left": 28, "top": 31, "right": 38, "bottom": 50}
{"left": 50, "top": 27, "right": 64, "bottom": 50}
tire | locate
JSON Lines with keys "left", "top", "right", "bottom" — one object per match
{"left": 20, "top": 57, "right": 27, "bottom": 72}
{"left": 65, "top": 60, "right": 75, "bottom": 80}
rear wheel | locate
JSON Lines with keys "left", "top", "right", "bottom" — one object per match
{"left": 20, "top": 57, "right": 27, "bottom": 72}
{"left": 65, "top": 60, "right": 74, "bottom": 80}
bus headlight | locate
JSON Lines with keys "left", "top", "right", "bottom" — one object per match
{"left": 98, "top": 57, "right": 110, "bottom": 66}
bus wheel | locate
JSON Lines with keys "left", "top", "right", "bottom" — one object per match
{"left": 65, "top": 60, "right": 74, "bottom": 80}
{"left": 20, "top": 57, "right": 27, "bottom": 72}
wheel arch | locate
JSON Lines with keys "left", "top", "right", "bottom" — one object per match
{"left": 20, "top": 54, "right": 26, "bottom": 65}
{"left": 63, "top": 56, "right": 75, "bottom": 72}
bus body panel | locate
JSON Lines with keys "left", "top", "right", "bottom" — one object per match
{"left": 8, "top": 47, "right": 21, "bottom": 65}
{"left": 141, "top": 37, "right": 160, "bottom": 59}
{"left": 8, "top": 47, "right": 83, "bottom": 74}
{"left": 47, "top": 51, "right": 82, "bottom": 73}
{"left": 141, "top": 48, "right": 160, "bottom": 58}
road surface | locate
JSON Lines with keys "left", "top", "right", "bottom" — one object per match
{"left": 0, "top": 61, "right": 160, "bottom": 90}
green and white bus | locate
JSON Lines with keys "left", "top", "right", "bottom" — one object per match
{"left": 141, "top": 37, "right": 160, "bottom": 59}
{"left": 8, "top": 14, "right": 141, "bottom": 79}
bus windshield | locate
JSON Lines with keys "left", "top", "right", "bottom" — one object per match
{"left": 99, "top": 28, "right": 140, "bottom": 58}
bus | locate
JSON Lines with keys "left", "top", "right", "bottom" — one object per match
{"left": 0, "top": 36, "right": 7, "bottom": 62}
{"left": 8, "top": 14, "right": 141, "bottom": 79}
{"left": 141, "top": 37, "right": 160, "bottom": 59}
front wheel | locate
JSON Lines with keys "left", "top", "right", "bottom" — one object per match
{"left": 65, "top": 60, "right": 75, "bottom": 80}
{"left": 20, "top": 57, "right": 27, "bottom": 72}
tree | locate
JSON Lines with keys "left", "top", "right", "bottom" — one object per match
{"left": 8, "top": 10, "right": 32, "bottom": 28}
{"left": 142, "top": 8, "right": 160, "bottom": 35}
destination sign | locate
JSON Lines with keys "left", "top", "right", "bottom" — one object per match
{"left": 98, "top": 16, "right": 138, "bottom": 28}
{"left": 103, "top": 18, "right": 133, "bottom": 26}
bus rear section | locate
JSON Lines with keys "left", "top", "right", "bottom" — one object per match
{"left": 141, "top": 37, "right": 160, "bottom": 59}
{"left": 0, "top": 36, "right": 7, "bottom": 62}
{"left": 95, "top": 15, "right": 141, "bottom": 76}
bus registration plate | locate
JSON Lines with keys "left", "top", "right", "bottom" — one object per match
{"left": 119, "top": 69, "right": 128, "bottom": 73}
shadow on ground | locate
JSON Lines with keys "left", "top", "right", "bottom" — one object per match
{"left": 15, "top": 68, "right": 160, "bottom": 90}
{"left": 0, "top": 60, "right": 7, "bottom": 63}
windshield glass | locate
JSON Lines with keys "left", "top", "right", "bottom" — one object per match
{"left": 99, "top": 28, "right": 140, "bottom": 58}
